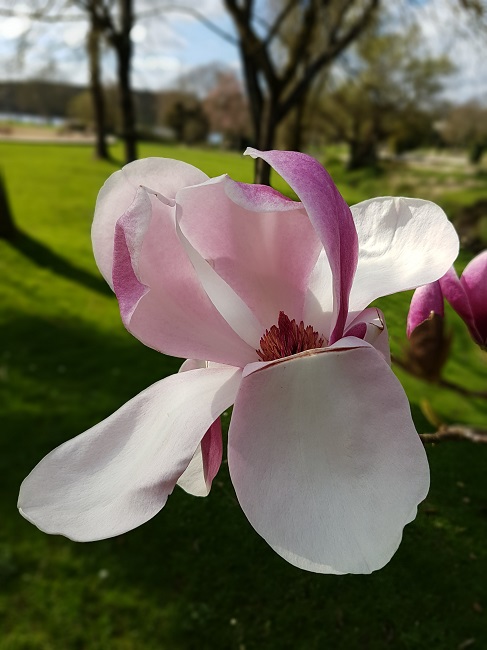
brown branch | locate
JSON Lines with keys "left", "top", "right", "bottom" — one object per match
{"left": 263, "top": 0, "right": 298, "bottom": 48}
{"left": 277, "top": 0, "right": 379, "bottom": 120}
{"left": 420, "top": 425, "right": 487, "bottom": 444}
{"left": 0, "top": 8, "right": 83, "bottom": 21}
{"left": 136, "top": 5, "right": 238, "bottom": 45}
{"left": 280, "top": 0, "right": 316, "bottom": 91}
{"left": 327, "top": 0, "right": 357, "bottom": 44}
{"left": 224, "top": 0, "right": 278, "bottom": 90}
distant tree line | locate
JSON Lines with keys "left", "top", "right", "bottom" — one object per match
{"left": 0, "top": 80, "right": 159, "bottom": 127}
{"left": 1, "top": 0, "right": 486, "bottom": 182}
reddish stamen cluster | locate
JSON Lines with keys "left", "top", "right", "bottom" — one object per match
{"left": 257, "top": 311, "right": 326, "bottom": 361}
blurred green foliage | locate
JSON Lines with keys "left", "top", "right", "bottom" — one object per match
{"left": 0, "top": 141, "right": 486, "bottom": 650}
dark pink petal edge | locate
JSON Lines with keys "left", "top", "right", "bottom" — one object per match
{"left": 245, "top": 148, "right": 358, "bottom": 344}
{"left": 439, "top": 267, "right": 483, "bottom": 344}
{"left": 406, "top": 281, "right": 444, "bottom": 338}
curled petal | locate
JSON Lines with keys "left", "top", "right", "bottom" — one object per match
{"left": 113, "top": 186, "right": 256, "bottom": 367}
{"left": 228, "top": 343, "right": 429, "bottom": 574}
{"left": 176, "top": 175, "right": 321, "bottom": 329}
{"left": 177, "top": 359, "right": 223, "bottom": 497}
{"left": 350, "top": 198, "right": 459, "bottom": 311}
{"left": 346, "top": 307, "right": 391, "bottom": 363}
{"left": 461, "top": 250, "right": 487, "bottom": 344}
{"left": 19, "top": 366, "right": 241, "bottom": 541}
{"left": 407, "top": 281, "right": 444, "bottom": 338}
{"left": 92, "top": 157, "right": 208, "bottom": 287}
{"left": 245, "top": 148, "right": 358, "bottom": 344}
{"left": 439, "top": 267, "right": 482, "bottom": 344}
{"left": 174, "top": 205, "right": 263, "bottom": 348}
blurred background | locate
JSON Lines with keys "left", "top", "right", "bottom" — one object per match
{"left": 1, "top": 1, "right": 487, "bottom": 648}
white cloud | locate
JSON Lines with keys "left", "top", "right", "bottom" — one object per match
{"left": 0, "top": 16, "right": 31, "bottom": 39}
{"left": 63, "top": 24, "right": 88, "bottom": 48}
{"left": 130, "top": 24, "right": 147, "bottom": 43}
{"left": 136, "top": 54, "right": 181, "bottom": 72}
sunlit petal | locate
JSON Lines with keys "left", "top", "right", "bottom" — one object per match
{"left": 350, "top": 197, "right": 458, "bottom": 310}
{"left": 19, "top": 366, "right": 241, "bottom": 541}
{"left": 229, "top": 343, "right": 428, "bottom": 574}
{"left": 92, "top": 157, "right": 208, "bottom": 287}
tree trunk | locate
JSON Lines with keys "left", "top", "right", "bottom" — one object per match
{"left": 117, "top": 0, "right": 137, "bottom": 164}
{"left": 283, "top": 96, "right": 306, "bottom": 152}
{"left": 347, "top": 137, "right": 378, "bottom": 170}
{"left": 88, "top": 21, "right": 109, "bottom": 160}
{"left": 0, "top": 170, "right": 17, "bottom": 240}
{"left": 253, "top": 99, "right": 278, "bottom": 185}
{"left": 469, "top": 142, "right": 485, "bottom": 165}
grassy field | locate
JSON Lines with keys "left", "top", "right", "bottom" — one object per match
{"left": 0, "top": 140, "right": 486, "bottom": 650}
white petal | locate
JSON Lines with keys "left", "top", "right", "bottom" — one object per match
{"left": 345, "top": 307, "right": 391, "bottom": 364}
{"left": 19, "top": 366, "right": 241, "bottom": 541}
{"left": 303, "top": 249, "right": 334, "bottom": 340}
{"left": 350, "top": 197, "right": 459, "bottom": 310}
{"left": 176, "top": 359, "right": 223, "bottom": 497}
{"left": 92, "top": 157, "right": 208, "bottom": 287}
{"left": 229, "top": 344, "right": 429, "bottom": 574}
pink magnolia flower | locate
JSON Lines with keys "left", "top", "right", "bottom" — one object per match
{"left": 18, "top": 149, "right": 459, "bottom": 574}
{"left": 408, "top": 251, "right": 487, "bottom": 348}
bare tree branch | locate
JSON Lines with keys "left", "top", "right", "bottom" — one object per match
{"left": 0, "top": 0, "right": 81, "bottom": 21}
{"left": 263, "top": 0, "right": 296, "bottom": 47}
{"left": 224, "top": 0, "right": 279, "bottom": 89}
{"left": 136, "top": 5, "right": 238, "bottom": 45}
{"left": 278, "top": 0, "right": 379, "bottom": 120}
{"left": 280, "top": 0, "right": 317, "bottom": 92}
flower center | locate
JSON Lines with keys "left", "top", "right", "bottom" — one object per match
{"left": 257, "top": 311, "right": 327, "bottom": 361}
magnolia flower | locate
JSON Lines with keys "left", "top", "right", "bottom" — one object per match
{"left": 19, "top": 149, "right": 459, "bottom": 574}
{"left": 408, "top": 251, "right": 487, "bottom": 348}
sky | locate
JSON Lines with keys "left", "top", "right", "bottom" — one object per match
{"left": 0, "top": 0, "right": 486, "bottom": 103}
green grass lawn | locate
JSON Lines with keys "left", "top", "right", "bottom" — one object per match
{"left": 0, "top": 141, "right": 486, "bottom": 650}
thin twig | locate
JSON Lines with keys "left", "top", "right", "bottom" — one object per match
{"left": 137, "top": 5, "right": 238, "bottom": 45}
{"left": 420, "top": 425, "right": 487, "bottom": 444}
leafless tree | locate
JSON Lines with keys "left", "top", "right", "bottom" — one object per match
{"left": 0, "top": 0, "right": 137, "bottom": 163}
{"left": 75, "top": 0, "right": 137, "bottom": 163}
{"left": 222, "top": 0, "right": 380, "bottom": 184}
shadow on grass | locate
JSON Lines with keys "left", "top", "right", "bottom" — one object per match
{"left": 7, "top": 230, "right": 112, "bottom": 296}
{"left": 1, "top": 315, "right": 486, "bottom": 650}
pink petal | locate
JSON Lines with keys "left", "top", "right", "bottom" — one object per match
{"left": 349, "top": 198, "right": 459, "bottom": 310}
{"left": 439, "top": 267, "right": 482, "bottom": 344}
{"left": 92, "top": 157, "right": 209, "bottom": 288}
{"left": 245, "top": 148, "right": 358, "bottom": 344}
{"left": 461, "top": 250, "right": 487, "bottom": 344}
{"left": 406, "top": 281, "right": 444, "bottom": 338}
{"left": 113, "top": 185, "right": 257, "bottom": 367}
{"left": 175, "top": 175, "right": 322, "bottom": 329}
{"left": 173, "top": 207, "right": 263, "bottom": 347}
{"left": 19, "top": 366, "right": 241, "bottom": 541}
{"left": 228, "top": 343, "right": 429, "bottom": 574}
{"left": 176, "top": 359, "right": 223, "bottom": 497}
